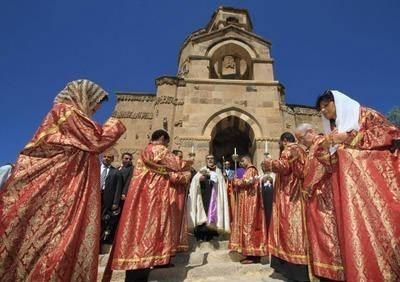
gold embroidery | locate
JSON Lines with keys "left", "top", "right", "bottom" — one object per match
{"left": 350, "top": 131, "right": 364, "bottom": 147}
{"left": 313, "top": 261, "right": 344, "bottom": 271}
{"left": 116, "top": 254, "right": 170, "bottom": 262}
{"left": 25, "top": 106, "right": 73, "bottom": 149}
{"left": 268, "top": 245, "right": 308, "bottom": 259}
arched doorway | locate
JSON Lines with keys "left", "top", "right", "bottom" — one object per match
{"left": 210, "top": 116, "right": 255, "bottom": 165}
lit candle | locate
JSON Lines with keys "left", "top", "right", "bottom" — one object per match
{"left": 191, "top": 145, "right": 194, "bottom": 154}
{"left": 234, "top": 147, "right": 237, "bottom": 155}
{"left": 265, "top": 140, "right": 268, "bottom": 153}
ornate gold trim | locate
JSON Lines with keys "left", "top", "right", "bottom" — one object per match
{"left": 313, "top": 261, "right": 344, "bottom": 271}
{"left": 24, "top": 106, "right": 73, "bottom": 149}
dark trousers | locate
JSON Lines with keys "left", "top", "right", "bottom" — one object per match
{"left": 271, "top": 255, "right": 309, "bottom": 281}
{"left": 261, "top": 186, "right": 273, "bottom": 231}
{"left": 125, "top": 269, "right": 150, "bottom": 282}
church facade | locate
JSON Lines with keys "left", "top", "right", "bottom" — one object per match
{"left": 113, "top": 7, "right": 322, "bottom": 168}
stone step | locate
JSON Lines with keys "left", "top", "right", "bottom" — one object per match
{"left": 172, "top": 249, "right": 269, "bottom": 265}
{"left": 98, "top": 261, "right": 287, "bottom": 282}
{"left": 188, "top": 238, "right": 230, "bottom": 252}
{"left": 153, "top": 262, "right": 273, "bottom": 280}
{"left": 99, "top": 240, "right": 231, "bottom": 268}
{"left": 99, "top": 248, "right": 266, "bottom": 269}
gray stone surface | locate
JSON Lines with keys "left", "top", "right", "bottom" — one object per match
{"left": 97, "top": 240, "right": 287, "bottom": 282}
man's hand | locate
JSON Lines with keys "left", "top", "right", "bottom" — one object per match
{"left": 330, "top": 132, "right": 348, "bottom": 144}
{"left": 121, "top": 194, "right": 126, "bottom": 200}
{"left": 111, "top": 204, "right": 119, "bottom": 211}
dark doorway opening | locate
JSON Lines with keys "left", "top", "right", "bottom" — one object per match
{"left": 210, "top": 116, "right": 255, "bottom": 166}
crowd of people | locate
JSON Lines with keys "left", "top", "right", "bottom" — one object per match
{"left": 0, "top": 80, "right": 399, "bottom": 282}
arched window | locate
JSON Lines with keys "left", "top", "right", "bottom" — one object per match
{"left": 226, "top": 17, "right": 239, "bottom": 25}
{"left": 209, "top": 43, "right": 253, "bottom": 80}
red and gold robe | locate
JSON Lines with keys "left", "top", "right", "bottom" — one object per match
{"left": 229, "top": 166, "right": 268, "bottom": 256}
{"left": 333, "top": 107, "right": 400, "bottom": 281}
{"left": 0, "top": 103, "right": 125, "bottom": 282}
{"left": 263, "top": 143, "right": 308, "bottom": 265}
{"left": 110, "top": 144, "right": 192, "bottom": 271}
{"left": 303, "top": 136, "right": 344, "bottom": 281}
{"left": 226, "top": 179, "right": 235, "bottom": 227}
{"left": 169, "top": 168, "right": 192, "bottom": 254}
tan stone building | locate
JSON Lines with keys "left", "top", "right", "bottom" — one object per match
{"left": 113, "top": 6, "right": 322, "bottom": 168}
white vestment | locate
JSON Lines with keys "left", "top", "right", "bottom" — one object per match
{"left": 187, "top": 167, "right": 230, "bottom": 233}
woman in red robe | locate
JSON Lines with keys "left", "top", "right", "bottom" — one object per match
{"left": 0, "top": 79, "right": 126, "bottom": 282}
{"left": 228, "top": 155, "right": 268, "bottom": 263}
{"left": 317, "top": 90, "right": 400, "bottom": 281}
{"left": 295, "top": 124, "right": 345, "bottom": 281}
{"left": 109, "top": 130, "right": 192, "bottom": 281}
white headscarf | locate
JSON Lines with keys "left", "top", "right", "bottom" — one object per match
{"left": 322, "top": 90, "right": 360, "bottom": 134}
{"left": 321, "top": 90, "right": 360, "bottom": 153}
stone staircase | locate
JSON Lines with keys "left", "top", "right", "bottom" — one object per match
{"left": 97, "top": 237, "right": 287, "bottom": 282}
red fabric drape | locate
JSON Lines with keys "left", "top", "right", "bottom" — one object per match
{"left": 333, "top": 107, "right": 400, "bottom": 281}
{"left": 303, "top": 136, "right": 344, "bottom": 281}
{"left": 111, "top": 144, "right": 191, "bottom": 271}
{"left": 229, "top": 166, "right": 268, "bottom": 256}
{"left": 264, "top": 144, "right": 308, "bottom": 265}
{"left": 0, "top": 103, "right": 125, "bottom": 282}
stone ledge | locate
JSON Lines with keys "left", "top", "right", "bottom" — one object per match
{"left": 185, "top": 78, "right": 280, "bottom": 86}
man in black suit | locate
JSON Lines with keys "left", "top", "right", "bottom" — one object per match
{"left": 100, "top": 150, "right": 119, "bottom": 246}
{"left": 100, "top": 152, "right": 134, "bottom": 250}
{"left": 117, "top": 152, "right": 134, "bottom": 202}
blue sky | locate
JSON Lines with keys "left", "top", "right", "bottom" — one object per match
{"left": 1, "top": 0, "right": 399, "bottom": 163}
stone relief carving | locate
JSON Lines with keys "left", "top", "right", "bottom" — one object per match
{"left": 173, "top": 136, "right": 181, "bottom": 147}
{"left": 163, "top": 117, "right": 168, "bottom": 130}
{"left": 174, "top": 120, "right": 183, "bottom": 127}
{"left": 117, "top": 95, "right": 155, "bottom": 102}
{"left": 177, "top": 62, "right": 189, "bottom": 78}
{"left": 255, "top": 138, "right": 279, "bottom": 142}
{"left": 222, "top": 55, "right": 236, "bottom": 75}
{"left": 154, "top": 96, "right": 184, "bottom": 106}
{"left": 156, "top": 76, "right": 186, "bottom": 87}
{"left": 179, "top": 138, "right": 211, "bottom": 148}
{"left": 213, "top": 55, "right": 248, "bottom": 79}
{"left": 119, "top": 148, "right": 139, "bottom": 155}
{"left": 280, "top": 104, "right": 320, "bottom": 117}
{"left": 112, "top": 111, "right": 154, "bottom": 119}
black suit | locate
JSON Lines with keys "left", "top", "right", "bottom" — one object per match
{"left": 102, "top": 166, "right": 119, "bottom": 212}
{"left": 101, "top": 165, "right": 119, "bottom": 244}
{"left": 117, "top": 164, "right": 134, "bottom": 199}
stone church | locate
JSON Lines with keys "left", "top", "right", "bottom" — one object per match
{"left": 113, "top": 6, "right": 322, "bottom": 168}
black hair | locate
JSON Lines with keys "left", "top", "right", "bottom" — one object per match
{"left": 315, "top": 90, "right": 334, "bottom": 111}
{"left": 280, "top": 132, "right": 296, "bottom": 143}
{"left": 121, "top": 152, "right": 133, "bottom": 158}
{"left": 172, "top": 150, "right": 182, "bottom": 155}
{"left": 151, "top": 129, "right": 170, "bottom": 142}
{"left": 240, "top": 154, "right": 252, "bottom": 161}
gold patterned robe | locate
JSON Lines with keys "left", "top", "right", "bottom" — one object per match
{"left": 228, "top": 166, "right": 268, "bottom": 256}
{"left": 333, "top": 107, "right": 400, "bottom": 281}
{"left": 0, "top": 103, "right": 126, "bottom": 282}
{"left": 263, "top": 143, "right": 308, "bottom": 265}
{"left": 110, "top": 144, "right": 192, "bottom": 271}
{"left": 303, "top": 136, "right": 344, "bottom": 281}
{"left": 169, "top": 168, "right": 192, "bottom": 254}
